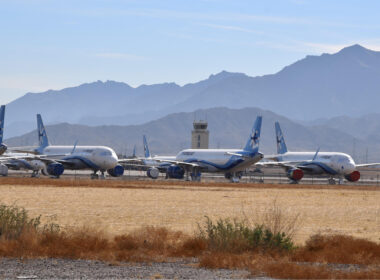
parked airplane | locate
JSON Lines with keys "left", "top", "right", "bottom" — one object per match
{"left": 258, "top": 121, "right": 380, "bottom": 184}
{"left": 153, "top": 116, "right": 264, "bottom": 182}
{"left": 14, "top": 114, "right": 124, "bottom": 179}
{"left": 0, "top": 105, "right": 7, "bottom": 155}
{"left": 120, "top": 135, "right": 174, "bottom": 179}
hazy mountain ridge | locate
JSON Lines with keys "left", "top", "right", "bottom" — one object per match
{"left": 5, "top": 44, "right": 380, "bottom": 138}
{"left": 5, "top": 107, "right": 377, "bottom": 162}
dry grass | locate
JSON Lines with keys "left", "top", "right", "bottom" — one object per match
{"left": 0, "top": 201, "right": 379, "bottom": 279}
{"left": 0, "top": 176, "right": 379, "bottom": 191}
{"left": 0, "top": 179, "right": 379, "bottom": 243}
{"left": 293, "top": 234, "right": 380, "bottom": 265}
{"left": 2, "top": 227, "right": 379, "bottom": 279}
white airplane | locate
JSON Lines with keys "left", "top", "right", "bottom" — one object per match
{"left": 153, "top": 116, "right": 264, "bottom": 182}
{"left": 12, "top": 114, "right": 124, "bottom": 179}
{"left": 258, "top": 121, "right": 380, "bottom": 184}
{"left": 120, "top": 135, "right": 175, "bottom": 179}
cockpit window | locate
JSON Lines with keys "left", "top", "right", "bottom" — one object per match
{"left": 84, "top": 149, "right": 94, "bottom": 153}
{"left": 182, "top": 152, "right": 194, "bottom": 156}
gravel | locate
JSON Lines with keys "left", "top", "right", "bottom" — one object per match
{"left": 0, "top": 258, "right": 261, "bottom": 279}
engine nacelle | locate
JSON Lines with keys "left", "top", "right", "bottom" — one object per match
{"left": 166, "top": 165, "right": 185, "bottom": 179}
{"left": 46, "top": 163, "right": 64, "bottom": 177}
{"left": 287, "top": 168, "right": 304, "bottom": 181}
{"left": 30, "top": 160, "right": 46, "bottom": 171}
{"left": 147, "top": 167, "right": 159, "bottom": 179}
{"left": 0, "top": 163, "right": 8, "bottom": 176}
{"left": 345, "top": 170, "right": 360, "bottom": 182}
{"left": 107, "top": 164, "right": 124, "bottom": 177}
{"left": 0, "top": 143, "right": 7, "bottom": 155}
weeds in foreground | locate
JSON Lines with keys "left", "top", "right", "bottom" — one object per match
{"left": 198, "top": 216, "right": 294, "bottom": 252}
{"left": 0, "top": 203, "right": 379, "bottom": 279}
{"left": 0, "top": 203, "right": 41, "bottom": 239}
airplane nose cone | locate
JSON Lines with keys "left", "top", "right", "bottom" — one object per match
{"left": 344, "top": 163, "right": 356, "bottom": 174}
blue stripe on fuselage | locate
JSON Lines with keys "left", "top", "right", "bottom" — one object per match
{"left": 184, "top": 150, "right": 258, "bottom": 171}
{"left": 62, "top": 155, "right": 100, "bottom": 170}
{"left": 300, "top": 161, "right": 338, "bottom": 175}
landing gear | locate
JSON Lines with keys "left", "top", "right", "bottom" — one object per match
{"left": 231, "top": 176, "right": 240, "bottom": 183}
{"left": 289, "top": 180, "right": 299, "bottom": 184}
{"left": 226, "top": 172, "right": 241, "bottom": 183}
{"left": 99, "top": 171, "right": 106, "bottom": 180}
{"left": 328, "top": 178, "right": 336, "bottom": 185}
{"left": 31, "top": 170, "right": 40, "bottom": 178}
{"left": 190, "top": 168, "right": 201, "bottom": 182}
{"left": 190, "top": 173, "right": 201, "bottom": 182}
{"left": 91, "top": 170, "right": 107, "bottom": 179}
{"left": 91, "top": 171, "right": 99, "bottom": 180}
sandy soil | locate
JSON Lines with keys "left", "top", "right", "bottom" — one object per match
{"left": 0, "top": 178, "right": 379, "bottom": 244}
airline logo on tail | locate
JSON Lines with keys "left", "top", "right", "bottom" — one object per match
{"left": 244, "top": 116, "right": 262, "bottom": 152}
{"left": 251, "top": 129, "right": 260, "bottom": 145}
{"left": 143, "top": 135, "right": 150, "bottom": 158}
{"left": 275, "top": 122, "right": 287, "bottom": 154}
{"left": 37, "top": 114, "right": 49, "bottom": 148}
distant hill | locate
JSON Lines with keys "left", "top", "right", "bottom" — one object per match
{"left": 5, "top": 44, "right": 380, "bottom": 138}
{"left": 6, "top": 107, "right": 378, "bottom": 163}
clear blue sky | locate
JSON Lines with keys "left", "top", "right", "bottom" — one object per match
{"left": 1, "top": 0, "right": 380, "bottom": 104}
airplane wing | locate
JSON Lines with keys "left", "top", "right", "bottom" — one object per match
{"left": 118, "top": 158, "right": 145, "bottom": 164}
{"left": 8, "top": 149, "right": 39, "bottom": 155}
{"left": 256, "top": 160, "right": 315, "bottom": 172}
{"left": 0, "top": 153, "right": 68, "bottom": 162}
{"left": 153, "top": 158, "right": 201, "bottom": 168}
{"left": 355, "top": 163, "right": 380, "bottom": 168}
{"left": 225, "top": 152, "right": 252, "bottom": 159}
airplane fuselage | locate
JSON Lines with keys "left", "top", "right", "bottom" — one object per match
{"left": 176, "top": 148, "right": 263, "bottom": 173}
{"left": 40, "top": 145, "right": 119, "bottom": 171}
{"left": 272, "top": 151, "right": 356, "bottom": 176}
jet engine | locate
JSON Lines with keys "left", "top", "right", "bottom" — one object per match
{"left": 30, "top": 160, "right": 46, "bottom": 171}
{"left": 166, "top": 165, "right": 185, "bottom": 179}
{"left": 0, "top": 143, "right": 7, "bottom": 155}
{"left": 44, "top": 163, "right": 64, "bottom": 177}
{"left": 147, "top": 167, "right": 159, "bottom": 179}
{"left": 0, "top": 163, "right": 8, "bottom": 176}
{"left": 287, "top": 168, "right": 304, "bottom": 181}
{"left": 107, "top": 164, "right": 124, "bottom": 177}
{"left": 344, "top": 170, "right": 360, "bottom": 182}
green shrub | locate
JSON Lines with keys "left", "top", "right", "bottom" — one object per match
{"left": 0, "top": 203, "right": 41, "bottom": 239}
{"left": 198, "top": 216, "right": 294, "bottom": 253}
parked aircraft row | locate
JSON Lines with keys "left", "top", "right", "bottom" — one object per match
{"left": 0, "top": 104, "right": 378, "bottom": 183}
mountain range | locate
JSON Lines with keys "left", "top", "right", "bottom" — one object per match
{"left": 5, "top": 44, "right": 380, "bottom": 138}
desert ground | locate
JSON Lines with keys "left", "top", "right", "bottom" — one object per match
{"left": 0, "top": 178, "right": 379, "bottom": 244}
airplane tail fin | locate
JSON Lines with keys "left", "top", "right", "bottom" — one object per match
{"left": 37, "top": 114, "right": 49, "bottom": 148}
{"left": 132, "top": 145, "right": 137, "bottom": 158}
{"left": 275, "top": 121, "right": 287, "bottom": 154}
{"left": 244, "top": 116, "right": 262, "bottom": 152}
{"left": 0, "top": 105, "right": 5, "bottom": 143}
{"left": 143, "top": 135, "right": 150, "bottom": 158}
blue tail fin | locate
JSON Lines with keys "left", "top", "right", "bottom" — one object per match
{"left": 244, "top": 116, "right": 262, "bottom": 152}
{"left": 37, "top": 114, "right": 49, "bottom": 148}
{"left": 275, "top": 122, "right": 287, "bottom": 154}
{"left": 0, "top": 105, "right": 5, "bottom": 143}
{"left": 143, "top": 135, "right": 150, "bottom": 158}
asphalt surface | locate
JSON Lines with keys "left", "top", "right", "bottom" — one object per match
{"left": 0, "top": 258, "right": 258, "bottom": 279}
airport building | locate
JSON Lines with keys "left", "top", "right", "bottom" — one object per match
{"left": 191, "top": 120, "right": 209, "bottom": 149}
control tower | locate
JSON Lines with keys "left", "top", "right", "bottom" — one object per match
{"left": 191, "top": 120, "right": 209, "bottom": 149}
